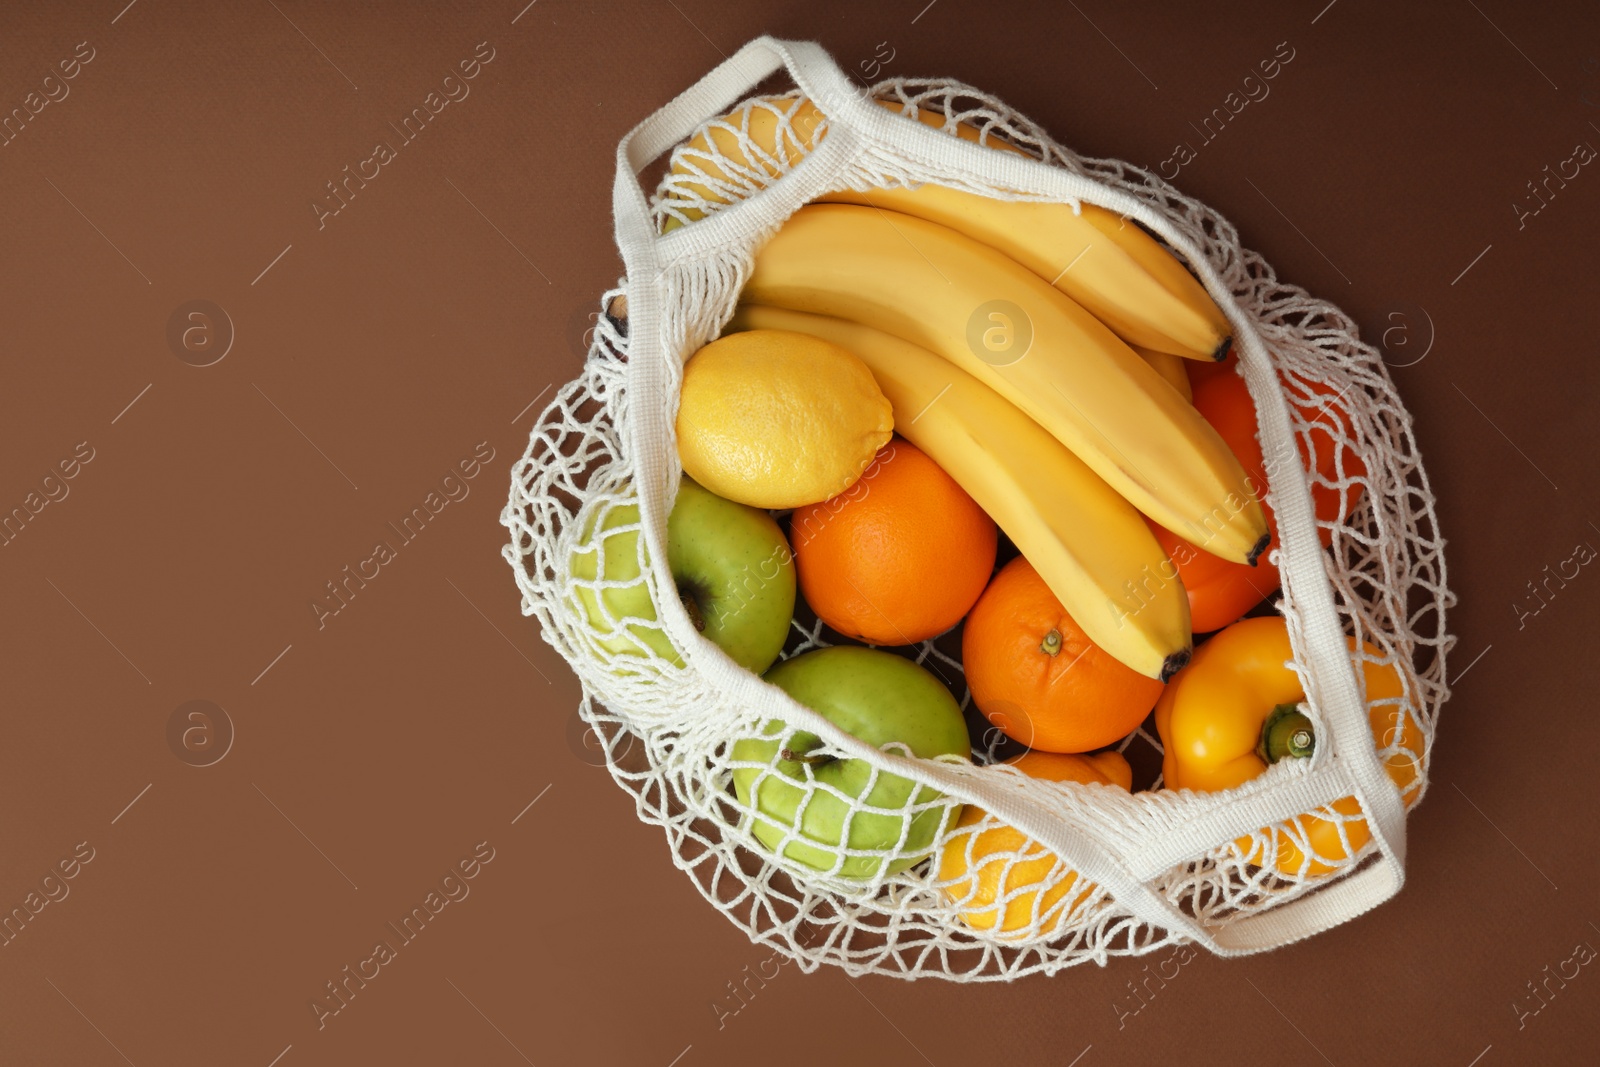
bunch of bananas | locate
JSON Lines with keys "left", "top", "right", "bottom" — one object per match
{"left": 666, "top": 97, "right": 1268, "bottom": 681}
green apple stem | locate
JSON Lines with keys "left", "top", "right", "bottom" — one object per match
{"left": 780, "top": 750, "right": 835, "bottom": 765}
{"left": 680, "top": 591, "right": 706, "bottom": 632}
{"left": 779, "top": 737, "right": 836, "bottom": 766}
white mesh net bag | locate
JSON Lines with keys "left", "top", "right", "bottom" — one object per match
{"left": 501, "top": 37, "right": 1453, "bottom": 977}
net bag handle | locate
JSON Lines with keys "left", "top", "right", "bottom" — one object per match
{"left": 608, "top": 35, "right": 1409, "bottom": 956}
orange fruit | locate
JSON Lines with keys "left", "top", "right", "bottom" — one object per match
{"left": 962, "top": 556, "right": 1164, "bottom": 753}
{"left": 1151, "top": 353, "right": 1371, "bottom": 633}
{"left": 790, "top": 437, "right": 996, "bottom": 646}
{"left": 938, "top": 749, "right": 1131, "bottom": 938}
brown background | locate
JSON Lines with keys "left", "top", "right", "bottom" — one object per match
{"left": 1, "top": 0, "right": 1597, "bottom": 1064}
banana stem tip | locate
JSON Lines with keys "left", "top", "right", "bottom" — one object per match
{"left": 1159, "top": 648, "right": 1192, "bottom": 683}
{"left": 1246, "top": 532, "right": 1271, "bottom": 567}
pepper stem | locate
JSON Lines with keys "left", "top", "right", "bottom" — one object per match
{"left": 1040, "top": 629, "right": 1063, "bottom": 656}
{"left": 1258, "top": 703, "right": 1315, "bottom": 764}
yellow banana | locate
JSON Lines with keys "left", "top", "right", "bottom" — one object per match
{"left": 743, "top": 203, "right": 1269, "bottom": 564}
{"left": 663, "top": 96, "right": 1231, "bottom": 360}
{"left": 729, "top": 306, "right": 1191, "bottom": 680}
{"left": 819, "top": 183, "right": 1230, "bottom": 362}
{"left": 661, "top": 97, "right": 826, "bottom": 227}
{"left": 1131, "top": 344, "right": 1193, "bottom": 402}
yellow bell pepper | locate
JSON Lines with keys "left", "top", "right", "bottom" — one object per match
{"left": 1154, "top": 616, "right": 1424, "bottom": 876}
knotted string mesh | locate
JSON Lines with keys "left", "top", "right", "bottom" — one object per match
{"left": 501, "top": 78, "right": 1453, "bottom": 977}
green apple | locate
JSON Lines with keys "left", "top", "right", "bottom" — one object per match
{"left": 732, "top": 646, "right": 971, "bottom": 879}
{"left": 569, "top": 478, "right": 796, "bottom": 674}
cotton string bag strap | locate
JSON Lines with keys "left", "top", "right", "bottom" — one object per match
{"left": 610, "top": 35, "right": 1409, "bottom": 956}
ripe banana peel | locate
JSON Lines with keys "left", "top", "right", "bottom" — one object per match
{"left": 662, "top": 97, "right": 827, "bottom": 226}
{"left": 728, "top": 306, "right": 1192, "bottom": 680}
{"left": 819, "top": 180, "right": 1230, "bottom": 362}
{"left": 743, "top": 203, "right": 1270, "bottom": 565}
{"left": 1132, "top": 344, "right": 1193, "bottom": 402}
{"left": 663, "top": 96, "right": 1231, "bottom": 360}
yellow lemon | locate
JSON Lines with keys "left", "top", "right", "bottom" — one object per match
{"left": 677, "top": 328, "right": 893, "bottom": 509}
{"left": 938, "top": 750, "right": 1131, "bottom": 938}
